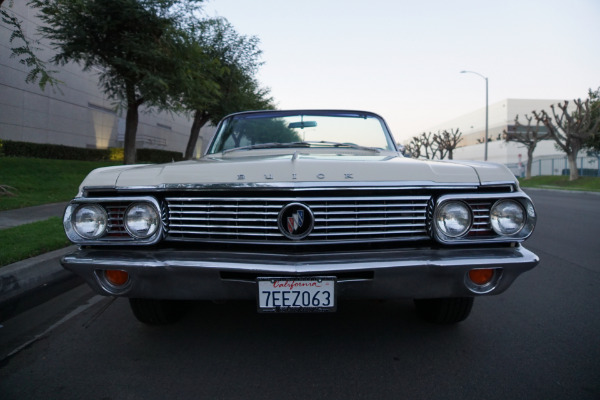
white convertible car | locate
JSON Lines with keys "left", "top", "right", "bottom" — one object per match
{"left": 61, "top": 110, "right": 538, "bottom": 324}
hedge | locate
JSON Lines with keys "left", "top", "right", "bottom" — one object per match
{"left": 0, "top": 140, "right": 184, "bottom": 163}
{"left": 137, "top": 148, "right": 185, "bottom": 163}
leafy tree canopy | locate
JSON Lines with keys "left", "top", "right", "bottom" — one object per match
{"left": 179, "top": 17, "right": 274, "bottom": 158}
{"left": 31, "top": 0, "right": 201, "bottom": 108}
{"left": 29, "top": 0, "right": 204, "bottom": 163}
{"left": 1, "top": 0, "right": 60, "bottom": 89}
{"left": 584, "top": 87, "right": 600, "bottom": 153}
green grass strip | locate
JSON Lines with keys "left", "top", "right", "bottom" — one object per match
{"left": 0, "top": 217, "right": 71, "bottom": 267}
{"left": 518, "top": 176, "right": 600, "bottom": 192}
{"left": 0, "top": 157, "right": 118, "bottom": 211}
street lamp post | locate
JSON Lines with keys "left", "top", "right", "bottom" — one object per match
{"left": 460, "top": 70, "right": 488, "bottom": 161}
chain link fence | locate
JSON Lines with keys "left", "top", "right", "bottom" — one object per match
{"left": 506, "top": 155, "right": 600, "bottom": 177}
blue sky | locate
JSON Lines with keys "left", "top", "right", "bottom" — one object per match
{"left": 203, "top": 0, "right": 600, "bottom": 142}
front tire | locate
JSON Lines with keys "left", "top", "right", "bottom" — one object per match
{"left": 414, "top": 297, "right": 474, "bottom": 324}
{"left": 129, "top": 298, "right": 187, "bottom": 325}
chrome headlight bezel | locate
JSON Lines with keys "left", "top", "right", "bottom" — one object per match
{"left": 71, "top": 204, "right": 108, "bottom": 239}
{"left": 433, "top": 193, "right": 536, "bottom": 244}
{"left": 433, "top": 200, "right": 473, "bottom": 240}
{"left": 124, "top": 202, "right": 160, "bottom": 239}
{"left": 64, "top": 197, "right": 163, "bottom": 245}
{"left": 490, "top": 199, "right": 526, "bottom": 236}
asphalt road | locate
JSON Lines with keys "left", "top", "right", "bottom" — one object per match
{"left": 0, "top": 189, "right": 598, "bottom": 400}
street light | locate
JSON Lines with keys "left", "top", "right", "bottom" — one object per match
{"left": 460, "top": 70, "right": 488, "bottom": 161}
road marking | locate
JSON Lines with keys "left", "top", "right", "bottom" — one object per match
{"left": 2, "top": 295, "right": 106, "bottom": 361}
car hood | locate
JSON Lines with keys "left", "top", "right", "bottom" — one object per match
{"left": 78, "top": 151, "right": 516, "bottom": 192}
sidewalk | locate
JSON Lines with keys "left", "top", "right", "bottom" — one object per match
{"left": 0, "top": 202, "right": 78, "bottom": 321}
{"left": 0, "top": 202, "right": 69, "bottom": 230}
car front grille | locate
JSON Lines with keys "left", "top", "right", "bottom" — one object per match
{"left": 164, "top": 195, "right": 432, "bottom": 244}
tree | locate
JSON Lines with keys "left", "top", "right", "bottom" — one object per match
{"left": 179, "top": 18, "right": 273, "bottom": 159}
{"left": 1, "top": 0, "right": 59, "bottom": 89}
{"left": 405, "top": 130, "right": 462, "bottom": 160}
{"left": 503, "top": 115, "right": 549, "bottom": 179}
{"left": 409, "top": 132, "right": 437, "bottom": 159}
{"left": 532, "top": 98, "right": 600, "bottom": 181}
{"left": 584, "top": 87, "right": 600, "bottom": 153}
{"left": 215, "top": 118, "right": 300, "bottom": 150}
{"left": 433, "top": 128, "right": 462, "bottom": 160}
{"left": 404, "top": 136, "right": 422, "bottom": 159}
{"left": 30, "top": 0, "right": 201, "bottom": 164}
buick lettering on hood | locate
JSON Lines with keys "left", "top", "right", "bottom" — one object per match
{"left": 61, "top": 110, "right": 539, "bottom": 324}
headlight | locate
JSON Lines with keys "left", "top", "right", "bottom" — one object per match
{"left": 73, "top": 204, "right": 107, "bottom": 239}
{"left": 435, "top": 201, "right": 472, "bottom": 238}
{"left": 124, "top": 203, "right": 159, "bottom": 239}
{"left": 490, "top": 200, "right": 525, "bottom": 235}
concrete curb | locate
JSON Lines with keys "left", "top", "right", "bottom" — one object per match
{"left": 0, "top": 245, "right": 80, "bottom": 321}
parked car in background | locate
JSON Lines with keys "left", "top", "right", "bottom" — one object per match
{"left": 61, "top": 110, "right": 538, "bottom": 324}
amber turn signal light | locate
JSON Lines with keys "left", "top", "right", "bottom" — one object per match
{"left": 468, "top": 269, "right": 495, "bottom": 286}
{"left": 104, "top": 270, "right": 129, "bottom": 286}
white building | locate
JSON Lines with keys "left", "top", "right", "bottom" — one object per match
{"left": 420, "top": 98, "right": 565, "bottom": 164}
{"left": 0, "top": 2, "right": 215, "bottom": 157}
{"left": 417, "top": 99, "right": 600, "bottom": 176}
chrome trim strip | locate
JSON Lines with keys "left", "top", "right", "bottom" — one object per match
{"left": 83, "top": 181, "right": 483, "bottom": 193}
{"left": 165, "top": 195, "right": 431, "bottom": 202}
{"left": 162, "top": 235, "right": 432, "bottom": 245}
{"left": 437, "top": 192, "right": 533, "bottom": 201}
{"left": 480, "top": 181, "right": 518, "bottom": 187}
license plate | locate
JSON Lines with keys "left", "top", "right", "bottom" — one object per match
{"left": 258, "top": 277, "right": 336, "bottom": 312}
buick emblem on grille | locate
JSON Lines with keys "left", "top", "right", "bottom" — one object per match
{"left": 278, "top": 203, "right": 314, "bottom": 240}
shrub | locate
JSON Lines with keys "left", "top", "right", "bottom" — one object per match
{"left": 109, "top": 147, "right": 124, "bottom": 161}
{"left": 137, "top": 148, "right": 184, "bottom": 163}
{"left": 0, "top": 140, "right": 184, "bottom": 163}
{"left": 1, "top": 140, "right": 111, "bottom": 161}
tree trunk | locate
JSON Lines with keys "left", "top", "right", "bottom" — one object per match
{"left": 124, "top": 84, "right": 143, "bottom": 165}
{"left": 526, "top": 147, "right": 534, "bottom": 179}
{"left": 185, "top": 110, "right": 210, "bottom": 159}
{"left": 124, "top": 104, "right": 140, "bottom": 165}
{"left": 567, "top": 151, "right": 579, "bottom": 181}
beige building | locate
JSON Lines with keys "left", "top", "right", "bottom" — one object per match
{"left": 0, "top": 2, "right": 215, "bottom": 157}
{"left": 420, "top": 99, "right": 566, "bottom": 164}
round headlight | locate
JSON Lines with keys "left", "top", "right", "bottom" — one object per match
{"left": 73, "top": 204, "right": 108, "bottom": 239}
{"left": 435, "top": 201, "right": 472, "bottom": 238}
{"left": 124, "top": 203, "right": 159, "bottom": 239}
{"left": 490, "top": 200, "right": 525, "bottom": 235}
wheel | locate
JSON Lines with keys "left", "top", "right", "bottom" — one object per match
{"left": 128, "top": 298, "right": 188, "bottom": 325}
{"left": 414, "top": 297, "right": 474, "bottom": 324}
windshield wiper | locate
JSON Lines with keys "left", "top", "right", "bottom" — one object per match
{"left": 222, "top": 142, "right": 311, "bottom": 154}
{"left": 222, "top": 141, "right": 382, "bottom": 154}
{"left": 300, "top": 141, "right": 382, "bottom": 152}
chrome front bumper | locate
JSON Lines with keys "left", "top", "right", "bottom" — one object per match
{"left": 61, "top": 245, "right": 539, "bottom": 300}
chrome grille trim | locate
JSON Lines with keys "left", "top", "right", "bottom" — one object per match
{"left": 105, "top": 204, "right": 128, "bottom": 237}
{"left": 467, "top": 200, "right": 493, "bottom": 235}
{"left": 165, "top": 196, "right": 431, "bottom": 243}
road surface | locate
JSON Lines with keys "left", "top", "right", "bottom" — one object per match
{"left": 1, "top": 189, "right": 598, "bottom": 400}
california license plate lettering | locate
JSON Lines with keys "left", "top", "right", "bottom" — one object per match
{"left": 258, "top": 277, "right": 336, "bottom": 312}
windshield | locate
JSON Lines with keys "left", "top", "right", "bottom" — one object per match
{"left": 207, "top": 111, "right": 397, "bottom": 154}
